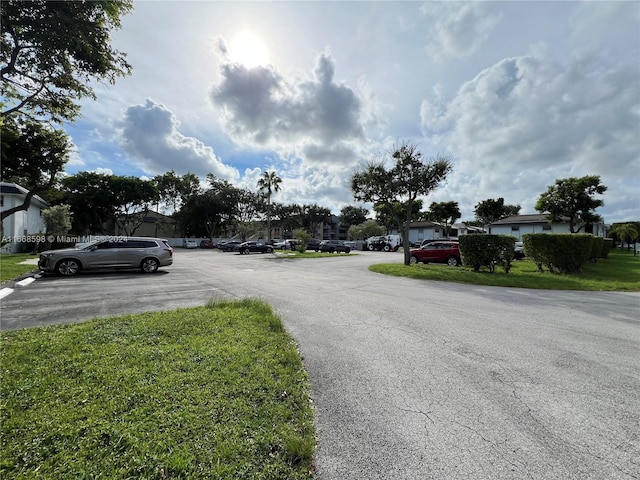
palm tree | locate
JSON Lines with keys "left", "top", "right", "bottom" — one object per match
{"left": 609, "top": 223, "right": 639, "bottom": 252}
{"left": 256, "top": 170, "right": 282, "bottom": 241}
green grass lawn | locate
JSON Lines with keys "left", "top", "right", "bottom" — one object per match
{"left": 370, "top": 249, "right": 640, "bottom": 291}
{"left": 0, "top": 299, "right": 315, "bottom": 479}
{"left": 0, "top": 253, "right": 39, "bottom": 283}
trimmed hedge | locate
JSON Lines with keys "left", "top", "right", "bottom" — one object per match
{"left": 522, "top": 233, "right": 601, "bottom": 274}
{"left": 458, "top": 234, "right": 516, "bottom": 273}
{"left": 602, "top": 238, "right": 613, "bottom": 258}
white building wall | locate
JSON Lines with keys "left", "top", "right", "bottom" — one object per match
{"left": 490, "top": 224, "right": 572, "bottom": 240}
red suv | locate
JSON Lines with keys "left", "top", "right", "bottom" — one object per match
{"left": 409, "top": 241, "right": 461, "bottom": 266}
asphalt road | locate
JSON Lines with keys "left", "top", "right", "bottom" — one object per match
{"left": 1, "top": 249, "right": 639, "bottom": 479}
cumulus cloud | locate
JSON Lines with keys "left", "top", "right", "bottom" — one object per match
{"left": 421, "top": 51, "right": 640, "bottom": 216}
{"left": 420, "top": 2, "right": 502, "bottom": 61}
{"left": 211, "top": 50, "right": 371, "bottom": 166}
{"left": 118, "top": 99, "right": 239, "bottom": 181}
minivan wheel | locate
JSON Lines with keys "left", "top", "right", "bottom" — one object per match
{"left": 56, "top": 259, "right": 81, "bottom": 276}
{"left": 141, "top": 257, "right": 159, "bottom": 273}
{"left": 447, "top": 256, "right": 460, "bottom": 267}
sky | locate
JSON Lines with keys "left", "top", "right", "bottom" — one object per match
{"left": 64, "top": 0, "right": 640, "bottom": 224}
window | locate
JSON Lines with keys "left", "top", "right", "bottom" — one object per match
{"left": 543, "top": 224, "right": 552, "bottom": 231}
{"left": 511, "top": 226, "right": 520, "bottom": 231}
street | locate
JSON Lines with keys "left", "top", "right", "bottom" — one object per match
{"left": 1, "top": 249, "right": 639, "bottom": 479}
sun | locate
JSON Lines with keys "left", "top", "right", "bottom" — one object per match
{"left": 229, "top": 31, "right": 269, "bottom": 69}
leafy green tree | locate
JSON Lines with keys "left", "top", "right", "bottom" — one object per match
{"left": 426, "top": 201, "right": 461, "bottom": 237}
{"left": 535, "top": 175, "right": 607, "bottom": 233}
{"left": 374, "top": 200, "right": 423, "bottom": 231}
{"left": 1, "top": 0, "right": 133, "bottom": 122}
{"left": 61, "top": 172, "right": 157, "bottom": 235}
{"left": 339, "top": 205, "right": 368, "bottom": 228}
{"left": 1, "top": 115, "right": 71, "bottom": 221}
{"left": 153, "top": 170, "right": 201, "bottom": 214}
{"left": 61, "top": 172, "right": 117, "bottom": 234}
{"left": 178, "top": 177, "right": 241, "bottom": 239}
{"left": 609, "top": 223, "right": 639, "bottom": 252}
{"left": 302, "top": 204, "right": 331, "bottom": 239}
{"left": 42, "top": 204, "right": 71, "bottom": 236}
{"left": 111, "top": 176, "right": 158, "bottom": 236}
{"left": 273, "top": 203, "right": 303, "bottom": 238}
{"left": 256, "top": 170, "right": 282, "bottom": 240}
{"left": 352, "top": 142, "right": 452, "bottom": 265}
{"left": 347, "top": 220, "right": 385, "bottom": 240}
{"left": 293, "top": 229, "right": 311, "bottom": 253}
{"left": 474, "top": 197, "right": 520, "bottom": 228}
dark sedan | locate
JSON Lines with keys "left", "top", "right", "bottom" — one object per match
{"left": 319, "top": 240, "right": 351, "bottom": 253}
{"left": 218, "top": 241, "right": 241, "bottom": 252}
{"left": 237, "top": 241, "right": 274, "bottom": 254}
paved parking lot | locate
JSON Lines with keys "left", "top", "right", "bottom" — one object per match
{"left": 2, "top": 249, "right": 639, "bottom": 479}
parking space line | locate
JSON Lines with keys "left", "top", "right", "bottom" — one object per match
{"left": 0, "top": 288, "right": 14, "bottom": 299}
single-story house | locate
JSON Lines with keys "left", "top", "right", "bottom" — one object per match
{"left": 488, "top": 214, "right": 606, "bottom": 240}
{"left": 1, "top": 182, "right": 49, "bottom": 253}
{"left": 390, "top": 221, "right": 485, "bottom": 245}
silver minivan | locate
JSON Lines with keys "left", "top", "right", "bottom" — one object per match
{"left": 38, "top": 237, "right": 173, "bottom": 276}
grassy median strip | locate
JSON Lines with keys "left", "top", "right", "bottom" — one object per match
{"left": 370, "top": 250, "right": 640, "bottom": 291}
{"left": 0, "top": 254, "right": 39, "bottom": 283}
{"left": 0, "top": 299, "right": 315, "bottom": 479}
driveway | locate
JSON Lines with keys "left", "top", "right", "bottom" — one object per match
{"left": 1, "top": 249, "right": 639, "bottom": 479}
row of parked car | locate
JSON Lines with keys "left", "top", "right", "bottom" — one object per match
{"left": 191, "top": 238, "right": 353, "bottom": 254}
{"left": 409, "top": 239, "right": 526, "bottom": 266}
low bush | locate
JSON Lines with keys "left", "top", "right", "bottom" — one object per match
{"left": 523, "top": 233, "right": 594, "bottom": 274}
{"left": 458, "top": 234, "right": 516, "bottom": 273}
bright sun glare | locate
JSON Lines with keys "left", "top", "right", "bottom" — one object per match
{"left": 229, "top": 31, "right": 269, "bottom": 69}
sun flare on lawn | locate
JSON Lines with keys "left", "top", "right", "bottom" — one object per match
{"left": 229, "top": 31, "right": 269, "bottom": 69}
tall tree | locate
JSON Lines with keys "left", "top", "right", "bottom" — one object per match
{"left": 1, "top": 0, "right": 132, "bottom": 122}
{"left": 153, "top": 170, "right": 201, "bottom": 214}
{"left": 61, "top": 172, "right": 117, "bottom": 234}
{"left": 273, "top": 203, "right": 303, "bottom": 238}
{"left": 374, "top": 200, "right": 423, "bottom": 231}
{"left": 426, "top": 201, "right": 461, "bottom": 237}
{"left": 302, "top": 204, "right": 331, "bottom": 239}
{"left": 351, "top": 142, "right": 452, "bottom": 265}
{"left": 256, "top": 170, "right": 282, "bottom": 240}
{"left": 535, "top": 175, "right": 607, "bottom": 233}
{"left": 111, "top": 176, "right": 158, "bottom": 236}
{"left": 474, "top": 197, "right": 521, "bottom": 228}
{"left": 339, "top": 205, "right": 368, "bottom": 228}
{"left": 61, "top": 172, "right": 157, "bottom": 235}
{"left": 41, "top": 204, "right": 72, "bottom": 236}
{"left": 178, "top": 179, "right": 240, "bottom": 239}
{"left": 608, "top": 223, "right": 639, "bottom": 252}
{"left": 1, "top": 115, "right": 70, "bottom": 221}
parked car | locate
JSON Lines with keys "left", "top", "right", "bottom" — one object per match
{"left": 319, "top": 240, "right": 351, "bottom": 253}
{"left": 237, "top": 241, "right": 274, "bottom": 254}
{"left": 200, "top": 239, "right": 216, "bottom": 249}
{"left": 38, "top": 237, "right": 173, "bottom": 276}
{"left": 274, "top": 239, "right": 297, "bottom": 250}
{"left": 366, "top": 235, "right": 401, "bottom": 251}
{"left": 183, "top": 239, "right": 198, "bottom": 249}
{"left": 218, "top": 241, "right": 242, "bottom": 252}
{"left": 409, "top": 241, "right": 461, "bottom": 266}
{"left": 514, "top": 241, "right": 525, "bottom": 259}
{"left": 306, "top": 239, "right": 321, "bottom": 251}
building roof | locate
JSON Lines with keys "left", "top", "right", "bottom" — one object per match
{"left": 0, "top": 182, "right": 49, "bottom": 208}
{"left": 489, "top": 214, "right": 568, "bottom": 226}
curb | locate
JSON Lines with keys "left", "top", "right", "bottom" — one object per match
{"left": 0, "top": 269, "right": 41, "bottom": 299}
